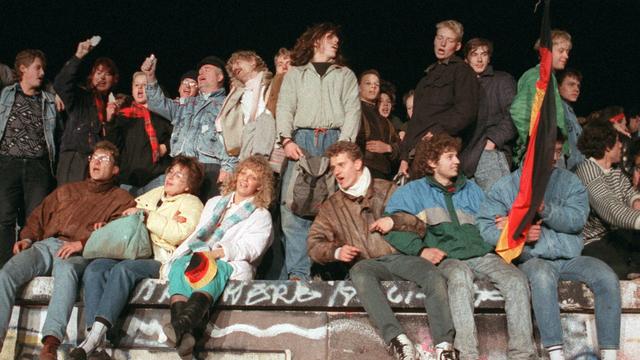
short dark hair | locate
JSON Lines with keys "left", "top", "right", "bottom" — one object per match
{"left": 578, "top": 121, "right": 619, "bottom": 159}
{"left": 411, "top": 133, "right": 461, "bottom": 179}
{"left": 379, "top": 80, "right": 397, "bottom": 104}
{"left": 325, "top": 141, "right": 363, "bottom": 162}
{"left": 166, "top": 156, "right": 205, "bottom": 195}
{"left": 14, "top": 49, "right": 46, "bottom": 80}
{"left": 358, "top": 69, "right": 380, "bottom": 84}
{"left": 556, "top": 68, "right": 583, "bottom": 84}
{"left": 463, "top": 38, "right": 493, "bottom": 59}
{"left": 94, "top": 140, "right": 120, "bottom": 165}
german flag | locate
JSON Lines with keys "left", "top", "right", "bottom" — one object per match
{"left": 496, "top": 0, "right": 557, "bottom": 263}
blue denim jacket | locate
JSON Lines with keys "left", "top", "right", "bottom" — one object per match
{"left": 146, "top": 83, "right": 237, "bottom": 171}
{"left": 563, "top": 101, "right": 585, "bottom": 171}
{"left": 477, "top": 168, "right": 589, "bottom": 261}
{"left": 0, "top": 83, "right": 57, "bottom": 173}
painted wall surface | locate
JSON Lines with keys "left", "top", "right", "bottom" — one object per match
{"left": 3, "top": 278, "right": 639, "bottom": 359}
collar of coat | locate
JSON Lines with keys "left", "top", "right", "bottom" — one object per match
{"left": 424, "top": 174, "right": 468, "bottom": 194}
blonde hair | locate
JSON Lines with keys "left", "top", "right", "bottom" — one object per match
{"left": 222, "top": 155, "right": 275, "bottom": 209}
{"left": 436, "top": 20, "right": 464, "bottom": 42}
{"left": 132, "top": 71, "right": 147, "bottom": 82}
{"left": 226, "top": 51, "right": 268, "bottom": 80}
{"left": 534, "top": 29, "right": 572, "bottom": 51}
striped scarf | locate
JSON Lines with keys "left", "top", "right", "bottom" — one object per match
{"left": 195, "top": 193, "right": 257, "bottom": 246}
{"left": 119, "top": 103, "right": 160, "bottom": 163}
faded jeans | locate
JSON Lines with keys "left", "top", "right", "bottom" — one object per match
{"left": 349, "top": 254, "right": 455, "bottom": 345}
{"left": 280, "top": 128, "right": 339, "bottom": 280}
{"left": 0, "top": 238, "right": 90, "bottom": 342}
{"left": 519, "top": 256, "right": 621, "bottom": 349}
{"left": 473, "top": 149, "right": 510, "bottom": 192}
{"left": 82, "top": 258, "right": 161, "bottom": 329}
{"left": 439, "top": 254, "right": 536, "bottom": 360}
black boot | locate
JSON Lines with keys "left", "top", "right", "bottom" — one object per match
{"left": 176, "top": 292, "right": 212, "bottom": 359}
{"left": 163, "top": 301, "right": 188, "bottom": 346}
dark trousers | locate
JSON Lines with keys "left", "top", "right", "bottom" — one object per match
{"left": 199, "top": 163, "right": 221, "bottom": 203}
{"left": 583, "top": 230, "right": 640, "bottom": 279}
{"left": 0, "top": 156, "right": 54, "bottom": 267}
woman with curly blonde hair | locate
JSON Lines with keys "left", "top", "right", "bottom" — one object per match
{"left": 162, "top": 155, "right": 274, "bottom": 359}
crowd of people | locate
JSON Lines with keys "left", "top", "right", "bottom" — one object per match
{"left": 0, "top": 18, "right": 639, "bottom": 360}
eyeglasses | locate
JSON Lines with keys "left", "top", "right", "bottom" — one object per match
{"left": 88, "top": 154, "right": 113, "bottom": 164}
{"left": 167, "top": 169, "right": 187, "bottom": 181}
{"left": 181, "top": 80, "right": 198, "bottom": 88}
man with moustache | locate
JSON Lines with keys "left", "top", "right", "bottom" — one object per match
{"left": 142, "top": 54, "right": 236, "bottom": 201}
{"left": 0, "top": 50, "right": 58, "bottom": 267}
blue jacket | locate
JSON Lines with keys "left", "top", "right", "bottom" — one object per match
{"left": 0, "top": 83, "right": 58, "bottom": 173}
{"left": 477, "top": 168, "right": 589, "bottom": 261}
{"left": 385, "top": 175, "right": 492, "bottom": 259}
{"left": 562, "top": 101, "right": 585, "bottom": 171}
{"left": 146, "top": 82, "right": 237, "bottom": 171}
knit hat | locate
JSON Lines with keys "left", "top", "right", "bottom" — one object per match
{"left": 197, "top": 56, "right": 227, "bottom": 80}
{"left": 184, "top": 252, "right": 218, "bottom": 289}
{"left": 179, "top": 70, "right": 198, "bottom": 83}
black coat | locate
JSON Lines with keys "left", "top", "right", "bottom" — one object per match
{"left": 400, "top": 56, "right": 479, "bottom": 160}
{"left": 105, "top": 111, "right": 173, "bottom": 187}
{"left": 460, "top": 66, "right": 517, "bottom": 177}
{"left": 54, "top": 56, "right": 107, "bottom": 155}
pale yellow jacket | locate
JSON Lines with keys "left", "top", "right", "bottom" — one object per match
{"left": 135, "top": 186, "right": 204, "bottom": 269}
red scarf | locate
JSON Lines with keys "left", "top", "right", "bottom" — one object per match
{"left": 94, "top": 95, "right": 107, "bottom": 137}
{"left": 119, "top": 103, "right": 160, "bottom": 163}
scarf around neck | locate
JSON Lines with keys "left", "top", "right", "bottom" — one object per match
{"left": 119, "top": 102, "right": 160, "bottom": 163}
{"left": 340, "top": 167, "right": 371, "bottom": 198}
{"left": 194, "top": 193, "right": 257, "bottom": 246}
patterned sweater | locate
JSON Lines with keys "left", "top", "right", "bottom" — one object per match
{"left": 575, "top": 158, "right": 640, "bottom": 245}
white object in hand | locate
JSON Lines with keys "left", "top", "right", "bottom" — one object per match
{"left": 90, "top": 35, "right": 102, "bottom": 47}
{"left": 108, "top": 92, "right": 115, "bottom": 103}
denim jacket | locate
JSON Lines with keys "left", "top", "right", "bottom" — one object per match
{"left": 477, "top": 168, "right": 589, "bottom": 261}
{"left": 0, "top": 83, "right": 58, "bottom": 173}
{"left": 146, "top": 82, "right": 237, "bottom": 171}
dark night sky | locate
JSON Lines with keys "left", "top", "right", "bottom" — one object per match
{"left": 3, "top": 0, "right": 639, "bottom": 117}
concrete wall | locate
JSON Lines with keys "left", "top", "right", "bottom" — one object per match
{"left": 2, "top": 278, "right": 640, "bottom": 359}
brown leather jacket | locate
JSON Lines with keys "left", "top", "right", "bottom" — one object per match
{"left": 20, "top": 179, "right": 135, "bottom": 245}
{"left": 308, "top": 178, "right": 425, "bottom": 264}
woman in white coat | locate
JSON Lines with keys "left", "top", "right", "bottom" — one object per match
{"left": 163, "top": 155, "right": 274, "bottom": 359}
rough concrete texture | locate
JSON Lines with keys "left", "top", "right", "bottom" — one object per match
{"left": 2, "top": 278, "right": 639, "bottom": 359}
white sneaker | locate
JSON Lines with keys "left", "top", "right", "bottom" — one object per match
{"left": 388, "top": 334, "right": 417, "bottom": 360}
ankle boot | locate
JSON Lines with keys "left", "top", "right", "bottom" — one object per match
{"left": 163, "top": 301, "right": 188, "bottom": 346}
{"left": 176, "top": 292, "right": 212, "bottom": 358}
{"left": 39, "top": 335, "right": 61, "bottom": 360}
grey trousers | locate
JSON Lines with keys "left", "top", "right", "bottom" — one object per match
{"left": 474, "top": 149, "right": 511, "bottom": 192}
{"left": 349, "top": 254, "right": 455, "bottom": 345}
{"left": 439, "top": 253, "right": 536, "bottom": 360}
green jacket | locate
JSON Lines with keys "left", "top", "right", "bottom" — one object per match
{"left": 384, "top": 176, "right": 492, "bottom": 260}
{"left": 510, "top": 65, "right": 566, "bottom": 164}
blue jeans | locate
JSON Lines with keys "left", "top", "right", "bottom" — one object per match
{"left": 0, "top": 156, "right": 54, "bottom": 267}
{"left": 0, "top": 238, "right": 90, "bottom": 341}
{"left": 82, "top": 258, "right": 161, "bottom": 329}
{"left": 280, "top": 128, "right": 339, "bottom": 279}
{"left": 519, "top": 256, "right": 621, "bottom": 349}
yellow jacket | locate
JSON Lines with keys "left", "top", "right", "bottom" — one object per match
{"left": 135, "top": 186, "right": 204, "bottom": 265}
